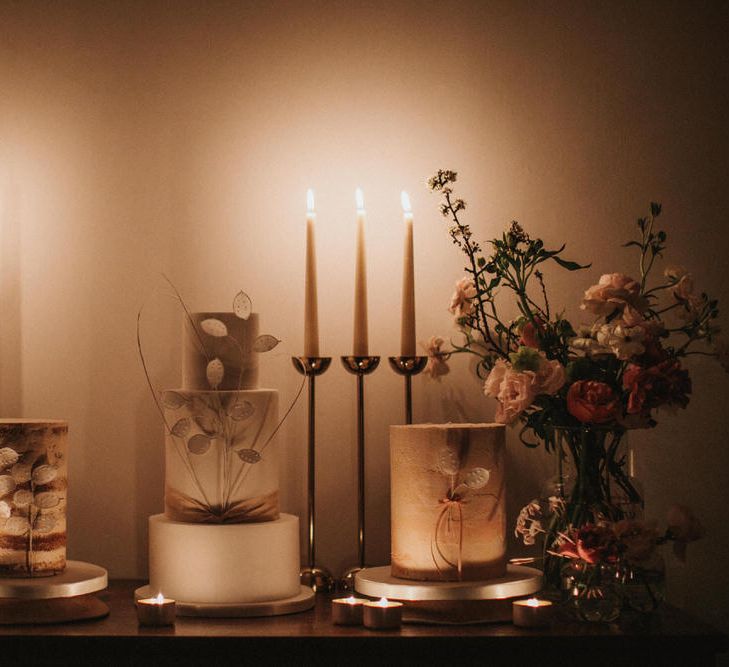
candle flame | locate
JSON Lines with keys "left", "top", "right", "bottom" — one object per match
{"left": 377, "top": 597, "right": 389, "bottom": 607}
{"left": 526, "top": 598, "right": 540, "bottom": 607}
{"left": 346, "top": 596, "right": 357, "bottom": 604}
{"left": 155, "top": 592, "right": 165, "bottom": 604}
{"left": 355, "top": 187, "right": 365, "bottom": 212}
{"left": 306, "top": 188, "right": 315, "bottom": 214}
{"left": 400, "top": 190, "right": 412, "bottom": 214}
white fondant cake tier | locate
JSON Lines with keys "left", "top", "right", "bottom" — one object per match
{"left": 183, "top": 312, "right": 260, "bottom": 390}
{"left": 148, "top": 513, "right": 300, "bottom": 604}
{"left": 163, "top": 389, "right": 279, "bottom": 523}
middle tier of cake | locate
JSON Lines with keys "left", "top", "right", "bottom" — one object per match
{"left": 162, "top": 388, "right": 279, "bottom": 523}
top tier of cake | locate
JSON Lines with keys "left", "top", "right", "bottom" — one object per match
{"left": 183, "top": 312, "right": 259, "bottom": 391}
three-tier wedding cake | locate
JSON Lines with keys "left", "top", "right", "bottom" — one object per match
{"left": 147, "top": 311, "right": 302, "bottom": 606}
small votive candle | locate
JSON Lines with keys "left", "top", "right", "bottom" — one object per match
{"left": 332, "top": 596, "right": 365, "bottom": 626}
{"left": 363, "top": 597, "right": 403, "bottom": 630}
{"left": 512, "top": 597, "right": 553, "bottom": 628}
{"left": 137, "top": 592, "right": 177, "bottom": 626}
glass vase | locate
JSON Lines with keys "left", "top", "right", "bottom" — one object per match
{"left": 562, "top": 560, "right": 622, "bottom": 623}
{"left": 542, "top": 425, "right": 643, "bottom": 589}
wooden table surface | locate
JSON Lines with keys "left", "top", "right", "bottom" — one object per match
{"left": 0, "top": 580, "right": 726, "bottom": 666}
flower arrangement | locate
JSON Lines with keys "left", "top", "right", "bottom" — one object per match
{"left": 425, "top": 169, "right": 724, "bottom": 438}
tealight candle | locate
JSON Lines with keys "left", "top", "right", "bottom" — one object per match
{"left": 363, "top": 597, "right": 403, "bottom": 630}
{"left": 136, "top": 592, "right": 177, "bottom": 626}
{"left": 331, "top": 596, "right": 365, "bottom": 625}
{"left": 512, "top": 597, "right": 553, "bottom": 628}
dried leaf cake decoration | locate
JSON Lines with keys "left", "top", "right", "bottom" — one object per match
{"left": 34, "top": 491, "right": 60, "bottom": 509}
{"left": 13, "top": 489, "right": 32, "bottom": 508}
{"left": 0, "top": 447, "right": 19, "bottom": 470}
{"left": 194, "top": 414, "right": 222, "bottom": 436}
{"left": 161, "top": 391, "right": 188, "bottom": 410}
{"left": 237, "top": 449, "right": 262, "bottom": 464}
{"left": 171, "top": 418, "right": 191, "bottom": 438}
{"left": 200, "top": 318, "right": 228, "bottom": 338}
{"left": 233, "top": 291, "right": 252, "bottom": 320}
{"left": 187, "top": 434, "right": 211, "bottom": 455}
{"left": 0, "top": 500, "right": 10, "bottom": 518}
{"left": 206, "top": 357, "right": 225, "bottom": 389}
{"left": 0, "top": 475, "right": 16, "bottom": 496}
{"left": 31, "top": 465, "right": 58, "bottom": 486}
{"left": 227, "top": 400, "right": 255, "bottom": 421}
{"left": 437, "top": 447, "right": 460, "bottom": 476}
{"left": 4, "top": 516, "right": 29, "bottom": 536}
{"left": 34, "top": 514, "right": 57, "bottom": 534}
{"left": 463, "top": 467, "right": 490, "bottom": 490}
{"left": 253, "top": 334, "right": 280, "bottom": 353}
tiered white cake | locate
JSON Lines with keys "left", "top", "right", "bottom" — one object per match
{"left": 148, "top": 312, "right": 300, "bottom": 605}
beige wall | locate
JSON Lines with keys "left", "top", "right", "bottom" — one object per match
{"left": 2, "top": 0, "right": 728, "bottom": 633}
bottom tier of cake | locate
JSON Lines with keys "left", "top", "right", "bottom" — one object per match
{"left": 148, "top": 513, "right": 300, "bottom": 604}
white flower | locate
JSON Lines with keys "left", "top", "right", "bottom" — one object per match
{"left": 448, "top": 277, "right": 477, "bottom": 320}
{"left": 421, "top": 336, "right": 450, "bottom": 379}
{"left": 595, "top": 322, "right": 646, "bottom": 360}
{"left": 664, "top": 265, "right": 689, "bottom": 282}
{"left": 569, "top": 324, "right": 611, "bottom": 356}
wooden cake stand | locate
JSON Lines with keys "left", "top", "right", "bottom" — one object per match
{"left": 355, "top": 564, "right": 542, "bottom": 624}
{"left": 0, "top": 561, "right": 109, "bottom": 624}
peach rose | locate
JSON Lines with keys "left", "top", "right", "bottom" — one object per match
{"left": 449, "top": 276, "right": 477, "bottom": 319}
{"left": 536, "top": 358, "right": 566, "bottom": 395}
{"left": 421, "top": 336, "right": 450, "bottom": 379}
{"left": 566, "top": 380, "right": 619, "bottom": 424}
{"left": 581, "top": 273, "right": 647, "bottom": 318}
{"left": 484, "top": 359, "right": 538, "bottom": 424}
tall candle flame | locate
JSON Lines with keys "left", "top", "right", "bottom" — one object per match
{"left": 306, "top": 188, "right": 315, "bottom": 215}
{"left": 355, "top": 187, "right": 365, "bottom": 213}
{"left": 155, "top": 592, "right": 165, "bottom": 604}
{"left": 400, "top": 190, "right": 412, "bottom": 215}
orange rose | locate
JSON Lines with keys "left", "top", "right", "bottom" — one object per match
{"left": 566, "top": 380, "right": 619, "bottom": 424}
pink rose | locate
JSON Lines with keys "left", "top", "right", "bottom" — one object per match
{"left": 449, "top": 277, "right": 477, "bottom": 320}
{"left": 535, "top": 358, "right": 566, "bottom": 395}
{"left": 581, "top": 273, "right": 647, "bottom": 318}
{"left": 421, "top": 336, "right": 450, "bottom": 379}
{"left": 484, "top": 359, "right": 537, "bottom": 424}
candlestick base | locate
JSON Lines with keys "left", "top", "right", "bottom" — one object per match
{"left": 388, "top": 356, "right": 427, "bottom": 376}
{"left": 300, "top": 565, "right": 335, "bottom": 594}
{"left": 292, "top": 356, "right": 332, "bottom": 376}
{"left": 339, "top": 565, "right": 365, "bottom": 593}
{"left": 341, "top": 356, "right": 381, "bottom": 375}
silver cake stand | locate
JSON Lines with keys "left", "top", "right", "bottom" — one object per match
{"left": 355, "top": 564, "right": 542, "bottom": 625}
{"left": 134, "top": 584, "right": 315, "bottom": 618}
{"left": 0, "top": 560, "right": 109, "bottom": 624}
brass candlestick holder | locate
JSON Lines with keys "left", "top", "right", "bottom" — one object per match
{"left": 339, "top": 355, "right": 380, "bottom": 591}
{"left": 388, "top": 356, "right": 427, "bottom": 424}
{"left": 292, "top": 356, "right": 334, "bottom": 593}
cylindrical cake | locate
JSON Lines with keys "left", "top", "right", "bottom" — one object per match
{"left": 0, "top": 419, "right": 68, "bottom": 577}
{"left": 148, "top": 513, "right": 300, "bottom": 604}
{"left": 390, "top": 423, "right": 506, "bottom": 582}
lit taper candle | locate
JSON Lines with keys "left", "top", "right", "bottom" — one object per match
{"left": 353, "top": 187, "right": 368, "bottom": 356}
{"left": 304, "top": 188, "right": 320, "bottom": 357}
{"left": 400, "top": 191, "right": 416, "bottom": 356}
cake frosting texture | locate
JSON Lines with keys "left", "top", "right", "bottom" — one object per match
{"left": 0, "top": 420, "right": 68, "bottom": 576}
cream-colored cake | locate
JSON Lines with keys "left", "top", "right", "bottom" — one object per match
{"left": 390, "top": 423, "right": 506, "bottom": 582}
{"left": 149, "top": 310, "right": 300, "bottom": 605}
{"left": 0, "top": 420, "right": 68, "bottom": 577}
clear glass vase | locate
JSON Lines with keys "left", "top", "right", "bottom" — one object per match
{"left": 542, "top": 425, "right": 643, "bottom": 589}
{"left": 618, "top": 555, "right": 666, "bottom": 613}
{"left": 562, "top": 561, "right": 622, "bottom": 623}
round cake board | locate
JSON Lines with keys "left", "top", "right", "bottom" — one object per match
{"left": 0, "top": 561, "right": 109, "bottom": 624}
{"left": 134, "top": 584, "right": 315, "bottom": 618}
{"left": 355, "top": 564, "right": 543, "bottom": 625}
